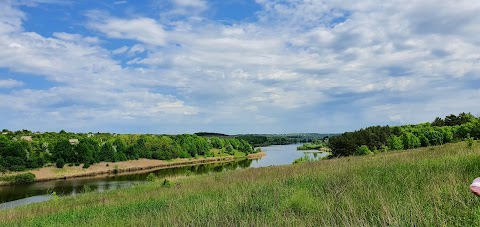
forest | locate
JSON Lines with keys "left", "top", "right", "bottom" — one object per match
{"left": 329, "top": 112, "right": 480, "bottom": 157}
{"left": 0, "top": 131, "right": 256, "bottom": 173}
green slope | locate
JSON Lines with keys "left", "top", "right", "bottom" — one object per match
{"left": 1, "top": 142, "right": 480, "bottom": 226}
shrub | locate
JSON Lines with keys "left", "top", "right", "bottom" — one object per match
{"left": 162, "top": 179, "right": 173, "bottom": 187}
{"left": 466, "top": 134, "right": 477, "bottom": 149}
{"left": 355, "top": 145, "right": 373, "bottom": 156}
{"left": 9, "top": 165, "right": 26, "bottom": 172}
{"left": 146, "top": 173, "right": 156, "bottom": 182}
{"left": 380, "top": 145, "right": 389, "bottom": 153}
{"left": 12, "top": 172, "right": 36, "bottom": 184}
{"left": 293, "top": 154, "right": 313, "bottom": 164}
{"left": 82, "top": 163, "right": 90, "bottom": 169}
{"left": 56, "top": 158, "right": 65, "bottom": 168}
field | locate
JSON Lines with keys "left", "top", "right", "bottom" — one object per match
{"left": 1, "top": 142, "right": 480, "bottom": 226}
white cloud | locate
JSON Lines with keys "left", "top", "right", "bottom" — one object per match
{"left": 129, "top": 44, "right": 145, "bottom": 54}
{"left": 1, "top": 0, "right": 480, "bottom": 133}
{"left": 172, "top": 0, "right": 206, "bottom": 8}
{"left": 88, "top": 16, "right": 166, "bottom": 46}
{"left": 0, "top": 79, "right": 24, "bottom": 88}
{"left": 112, "top": 46, "right": 128, "bottom": 55}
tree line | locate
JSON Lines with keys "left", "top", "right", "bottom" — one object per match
{"left": 237, "top": 133, "right": 334, "bottom": 147}
{"left": 0, "top": 131, "right": 256, "bottom": 172}
{"left": 329, "top": 112, "right": 479, "bottom": 157}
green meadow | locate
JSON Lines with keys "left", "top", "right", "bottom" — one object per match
{"left": 1, "top": 142, "right": 480, "bottom": 226}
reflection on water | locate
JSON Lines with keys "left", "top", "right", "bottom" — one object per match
{"left": 0, "top": 160, "right": 254, "bottom": 210}
{"left": 250, "top": 144, "right": 329, "bottom": 168}
{"left": 0, "top": 144, "right": 329, "bottom": 210}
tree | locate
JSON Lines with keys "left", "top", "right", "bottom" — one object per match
{"left": 210, "top": 137, "right": 224, "bottom": 149}
{"left": 226, "top": 143, "right": 234, "bottom": 155}
{"left": 100, "top": 142, "right": 116, "bottom": 162}
{"left": 53, "top": 140, "right": 75, "bottom": 163}
{"left": 355, "top": 145, "right": 372, "bottom": 156}
{"left": 388, "top": 135, "right": 404, "bottom": 150}
{"left": 432, "top": 117, "right": 444, "bottom": 127}
{"left": 75, "top": 141, "right": 95, "bottom": 164}
{"left": 56, "top": 158, "right": 65, "bottom": 168}
{"left": 402, "top": 132, "right": 420, "bottom": 149}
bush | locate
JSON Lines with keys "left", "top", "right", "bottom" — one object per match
{"left": 293, "top": 154, "right": 313, "bottom": 164}
{"left": 9, "top": 165, "right": 26, "bottom": 172}
{"left": 146, "top": 173, "right": 156, "bottom": 182}
{"left": 162, "top": 178, "right": 173, "bottom": 187}
{"left": 466, "top": 134, "right": 477, "bottom": 149}
{"left": 0, "top": 165, "right": 6, "bottom": 174}
{"left": 12, "top": 172, "right": 36, "bottom": 184}
{"left": 83, "top": 163, "right": 90, "bottom": 169}
{"left": 355, "top": 145, "right": 373, "bottom": 156}
{"left": 56, "top": 158, "right": 65, "bottom": 168}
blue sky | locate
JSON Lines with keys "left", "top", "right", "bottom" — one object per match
{"left": 0, "top": 0, "right": 479, "bottom": 134}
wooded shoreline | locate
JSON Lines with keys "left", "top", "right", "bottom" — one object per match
{"left": 0, "top": 152, "right": 266, "bottom": 186}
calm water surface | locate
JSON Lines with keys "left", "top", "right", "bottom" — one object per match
{"left": 0, "top": 144, "right": 329, "bottom": 210}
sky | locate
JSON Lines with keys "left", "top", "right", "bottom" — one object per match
{"left": 0, "top": 0, "right": 479, "bottom": 134}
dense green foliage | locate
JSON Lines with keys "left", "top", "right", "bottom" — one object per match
{"left": 2, "top": 142, "right": 480, "bottom": 226}
{"left": 0, "top": 131, "right": 255, "bottom": 172}
{"left": 330, "top": 112, "right": 479, "bottom": 157}
{"left": 145, "top": 173, "right": 156, "bottom": 182}
{"left": 296, "top": 139, "right": 328, "bottom": 150}
{"left": 354, "top": 145, "right": 372, "bottom": 156}
{"left": 292, "top": 154, "right": 315, "bottom": 164}
{"left": 0, "top": 172, "right": 36, "bottom": 185}
{"left": 237, "top": 133, "right": 335, "bottom": 147}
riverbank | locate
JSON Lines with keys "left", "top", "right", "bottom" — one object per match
{"left": 0, "top": 152, "right": 266, "bottom": 186}
{"left": 1, "top": 142, "right": 478, "bottom": 226}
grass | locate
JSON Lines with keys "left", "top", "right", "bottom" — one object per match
{"left": 233, "top": 151, "right": 247, "bottom": 158}
{"left": 1, "top": 142, "right": 480, "bottom": 226}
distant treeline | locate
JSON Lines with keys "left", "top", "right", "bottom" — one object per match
{"left": 329, "top": 112, "right": 480, "bottom": 157}
{"left": 0, "top": 131, "right": 256, "bottom": 172}
{"left": 237, "top": 133, "right": 335, "bottom": 147}
{"left": 194, "top": 132, "right": 230, "bottom": 137}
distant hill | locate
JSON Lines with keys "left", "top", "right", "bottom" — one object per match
{"left": 194, "top": 132, "right": 231, "bottom": 137}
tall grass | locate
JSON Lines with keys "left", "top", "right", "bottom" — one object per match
{"left": 1, "top": 142, "right": 480, "bottom": 226}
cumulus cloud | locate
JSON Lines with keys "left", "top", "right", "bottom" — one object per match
{"left": 0, "top": 79, "right": 24, "bottom": 88}
{"left": 88, "top": 15, "right": 167, "bottom": 46}
{"left": 1, "top": 0, "right": 480, "bottom": 133}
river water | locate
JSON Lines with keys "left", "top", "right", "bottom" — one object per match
{"left": 0, "top": 144, "right": 329, "bottom": 210}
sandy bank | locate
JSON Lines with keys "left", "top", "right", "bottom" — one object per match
{"left": 247, "top": 152, "right": 266, "bottom": 159}
{"left": 0, "top": 153, "right": 267, "bottom": 185}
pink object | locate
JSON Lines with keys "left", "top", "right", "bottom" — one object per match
{"left": 470, "top": 178, "right": 480, "bottom": 196}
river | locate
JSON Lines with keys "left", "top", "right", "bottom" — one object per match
{"left": 0, "top": 144, "right": 329, "bottom": 210}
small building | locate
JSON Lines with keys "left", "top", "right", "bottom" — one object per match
{"left": 69, "top": 139, "right": 79, "bottom": 145}
{"left": 20, "top": 136, "right": 33, "bottom": 142}
{"left": 1, "top": 132, "right": 8, "bottom": 135}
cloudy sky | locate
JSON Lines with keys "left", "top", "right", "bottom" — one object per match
{"left": 0, "top": 0, "right": 479, "bottom": 134}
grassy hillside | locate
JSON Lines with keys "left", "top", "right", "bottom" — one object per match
{"left": 1, "top": 142, "right": 480, "bottom": 226}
